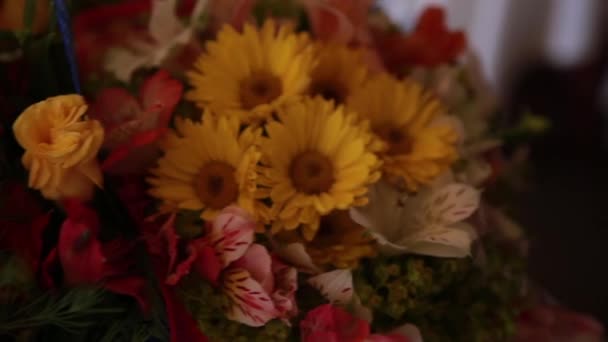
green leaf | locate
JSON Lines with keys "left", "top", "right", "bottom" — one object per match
{"left": 0, "top": 287, "right": 125, "bottom": 335}
{"left": 17, "top": 0, "right": 37, "bottom": 44}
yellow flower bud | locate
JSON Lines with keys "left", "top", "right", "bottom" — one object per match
{"left": 13, "top": 95, "right": 104, "bottom": 201}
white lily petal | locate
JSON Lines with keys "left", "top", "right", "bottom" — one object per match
{"left": 456, "top": 158, "right": 492, "bottom": 187}
{"left": 349, "top": 206, "right": 375, "bottom": 229}
{"left": 274, "top": 243, "right": 322, "bottom": 274}
{"left": 190, "top": 0, "right": 209, "bottom": 22}
{"left": 149, "top": 0, "right": 184, "bottom": 43}
{"left": 150, "top": 29, "right": 193, "bottom": 65}
{"left": 104, "top": 48, "right": 153, "bottom": 82}
{"left": 370, "top": 231, "right": 410, "bottom": 256}
{"left": 350, "top": 180, "right": 410, "bottom": 241}
{"left": 424, "top": 183, "right": 480, "bottom": 226}
{"left": 308, "top": 269, "right": 354, "bottom": 305}
{"left": 407, "top": 224, "right": 476, "bottom": 258}
{"left": 105, "top": 0, "right": 209, "bottom": 81}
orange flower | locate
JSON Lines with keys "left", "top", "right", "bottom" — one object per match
{"left": 375, "top": 6, "right": 466, "bottom": 74}
{"left": 13, "top": 95, "right": 104, "bottom": 201}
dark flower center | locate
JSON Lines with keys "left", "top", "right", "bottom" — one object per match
{"left": 309, "top": 80, "right": 347, "bottom": 104}
{"left": 240, "top": 71, "right": 283, "bottom": 110}
{"left": 290, "top": 151, "right": 335, "bottom": 194}
{"left": 374, "top": 125, "right": 413, "bottom": 155}
{"left": 196, "top": 161, "right": 239, "bottom": 209}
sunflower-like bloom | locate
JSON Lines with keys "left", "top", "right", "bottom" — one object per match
{"left": 148, "top": 114, "right": 261, "bottom": 220}
{"left": 347, "top": 74, "right": 460, "bottom": 191}
{"left": 259, "top": 97, "right": 380, "bottom": 241}
{"left": 307, "top": 43, "right": 369, "bottom": 105}
{"left": 186, "top": 19, "right": 316, "bottom": 124}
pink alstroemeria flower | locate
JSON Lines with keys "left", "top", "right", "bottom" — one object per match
{"left": 300, "top": 304, "right": 417, "bottom": 342}
{"left": 166, "top": 206, "right": 298, "bottom": 327}
{"left": 90, "top": 70, "right": 182, "bottom": 174}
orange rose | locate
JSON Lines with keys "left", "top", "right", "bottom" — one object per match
{"left": 13, "top": 95, "right": 104, "bottom": 201}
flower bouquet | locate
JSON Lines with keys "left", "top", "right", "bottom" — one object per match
{"left": 0, "top": 1, "right": 604, "bottom": 341}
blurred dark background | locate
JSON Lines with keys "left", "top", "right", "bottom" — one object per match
{"left": 504, "top": 0, "right": 608, "bottom": 326}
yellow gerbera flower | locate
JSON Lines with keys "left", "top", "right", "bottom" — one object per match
{"left": 347, "top": 74, "right": 460, "bottom": 191}
{"left": 186, "top": 19, "right": 315, "bottom": 124}
{"left": 307, "top": 43, "right": 368, "bottom": 104}
{"left": 148, "top": 114, "right": 261, "bottom": 220}
{"left": 259, "top": 97, "right": 380, "bottom": 241}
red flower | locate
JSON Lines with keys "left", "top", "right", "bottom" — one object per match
{"left": 300, "top": 304, "right": 416, "bottom": 342}
{"left": 375, "top": 6, "right": 466, "bottom": 74}
{"left": 90, "top": 70, "right": 183, "bottom": 174}
{"left": 301, "top": 304, "right": 370, "bottom": 342}
{"left": 303, "top": 0, "right": 373, "bottom": 45}
{"left": 0, "top": 182, "right": 50, "bottom": 273}
{"left": 73, "top": 0, "right": 199, "bottom": 79}
{"left": 44, "top": 200, "right": 149, "bottom": 311}
{"left": 162, "top": 286, "right": 209, "bottom": 342}
{"left": 207, "top": 0, "right": 256, "bottom": 31}
{"left": 102, "top": 174, "right": 209, "bottom": 342}
{"left": 516, "top": 305, "right": 604, "bottom": 342}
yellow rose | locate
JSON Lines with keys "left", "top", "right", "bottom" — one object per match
{"left": 13, "top": 95, "right": 104, "bottom": 201}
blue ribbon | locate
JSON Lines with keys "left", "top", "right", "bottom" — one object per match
{"left": 53, "top": 0, "right": 81, "bottom": 94}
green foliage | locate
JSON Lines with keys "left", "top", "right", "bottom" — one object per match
{"left": 0, "top": 287, "right": 123, "bottom": 336}
{"left": 502, "top": 111, "right": 551, "bottom": 145}
{"left": 174, "top": 209, "right": 205, "bottom": 239}
{"left": 354, "top": 240, "right": 526, "bottom": 342}
{"left": 178, "top": 274, "right": 293, "bottom": 342}
{"left": 96, "top": 302, "right": 169, "bottom": 342}
{"left": 0, "top": 286, "right": 170, "bottom": 342}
